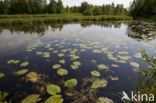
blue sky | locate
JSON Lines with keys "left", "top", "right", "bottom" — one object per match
{"left": 61, "top": 0, "right": 133, "bottom": 8}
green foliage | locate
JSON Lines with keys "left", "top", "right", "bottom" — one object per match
{"left": 130, "top": 0, "right": 156, "bottom": 18}
{"left": 46, "top": 84, "right": 61, "bottom": 95}
{"left": 48, "top": 0, "right": 57, "bottom": 14}
{"left": 0, "top": 91, "right": 9, "bottom": 102}
{"left": 64, "top": 78, "right": 77, "bottom": 88}
{"left": 135, "top": 49, "right": 156, "bottom": 102}
{"left": 44, "top": 95, "right": 63, "bottom": 103}
{"left": 21, "top": 94, "right": 41, "bottom": 103}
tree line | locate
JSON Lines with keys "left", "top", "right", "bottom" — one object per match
{"left": 130, "top": 0, "right": 156, "bottom": 18}
{"left": 0, "top": 0, "right": 128, "bottom": 15}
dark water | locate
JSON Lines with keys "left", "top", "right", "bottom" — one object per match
{"left": 0, "top": 21, "right": 156, "bottom": 103}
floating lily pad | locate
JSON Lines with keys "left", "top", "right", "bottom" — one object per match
{"left": 98, "top": 64, "right": 108, "bottom": 70}
{"left": 0, "top": 73, "right": 5, "bottom": 78}
{"left": 36, "top": 52, "right": 42, "bottom": 55}
{"left": 111, "top": 64, "right": 119, "bottom": 68}
{"left": 58, "top": 53, "right": 64, "bottom": 57}
{"left": 134, "top": 53, "right": 142, "bottom": 58}
{"left": 73, "top": 61, "right": 81, "bottom": 66}
{"left": 130, "top": 62, "right": 140, "bottom": 68}
{"left": 97, "top": 97, "right": 114, "bottom": 103}
{"left": 57, "top": 69, "right": 68, "bottom": 76}
{"left": 27, "top": 72, "right": 37, "bottom": 78}
{"left": 59, "top": 60, "right": 65, "bottom": 64}
{"left": 20, "top": 61, "right": 29, "bottom": 67}
{"left": 65, "top": 79, "right": 77, "bottom": 88}
{"left": 16, "top": 69, "right": 28, "bottom": 75}
{"left": 47, "top": 84, "right": 61, "bottom": 95}
{"left": 21, "top": 94, "right": 41, "bottom": 103}
{"left": 52, "top": 64, "right": 61, "bottom": 69}
{"left": 109, "top": 76, "right": 119, "bottom": 81}
{"left": 91, "top": 71, "right": 100, "bottom": 77}
{"left": 92, "top": 49, "right": 101, "bottom": 53}
{"left": 91, "top": 79, "right": 108, "bottom": 89}
{"left": 71, "top": 65, "right": 79, "bottom": 70}
{"left": 118, "top": 51, "right": 129, "bottom": 55}
{"left": 7, "top": 60, "right": 20, "bottom": 64}
{"left": 45, "top": 95, "right": 63, "bottom": 103}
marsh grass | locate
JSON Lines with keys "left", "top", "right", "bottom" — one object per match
{"left": 0, "top": 14, "right": 132, "bottom": 26}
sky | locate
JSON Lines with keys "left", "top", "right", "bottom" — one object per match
{"left": 61, "top": 0, "right": 134, "bottom": 8}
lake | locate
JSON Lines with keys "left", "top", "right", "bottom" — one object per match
{"left": 0, "top": 21, "right": 156, "bottom": 103}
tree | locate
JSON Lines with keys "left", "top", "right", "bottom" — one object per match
{"left": 48, "top": 0, "right": 57, "bottom": 14}
{"left": 57, "top": 0, "right": 64, "bottom": 13}
{"left": 80, "top": 2, "right": 93, "bottom": 15}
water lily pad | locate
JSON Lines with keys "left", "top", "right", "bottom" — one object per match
{"left": 130, "top": 62, "right": 140, "bottom": 68}
{"left": 109, "top": 76, "right": 119, "bottom": 80}
{"left": 111, "top": 64, "right": 119, "bottom": 68}
{"left": 45, "top": 95, "right": 63, "bottom": 103}
{"left": 97, "top": 97, "right": 114, "bottom": 103}
{"left": 73, "top": 61, "right": 81, "bottom": 66}
{"left": 36, "top": 52, "right": 42, "bottom": 55}
{"left": 21, "top": 94, "right": 41, "bottom": 103}
{"left": 47, "top": 84, "right": 61, "bottom": 95}
{"left": 0, "top": 73, "right": 5, "bottom": 78}
{"left": 91, "top": 71, "right": 100, "bottom": 77}
{"left": 16, "top": 69, "right": 28, "bottom": 75}
{"left": 134, "top": 53, "right": 142, "bottom": 58}
{"left": 20, "top": 61, "right": 29, "bottom": 67}
{"left": 92, "top": 49, "right": 101, "bottom": 53}
{"left": 7, "top": 60, "right": 20, "bottom": 64}
{"left": 58, "top": 53, "right": 64, "bottom": 57}
{"left": 57, "top": 69, "right": 68, "bottom": 76}
{"left": 65, "top": 79, "right": 77, "bottom": 88}
{"left": 52, "top": 64, "right": 61, "bottom": 69}
{"left": 98, "top": 64, "right": 108, "bottom": 70}
{"left": 91, "top": 79, "right": 108, "bottom": 89}
{"left": 27, "top": 72, "right": 37, "bottom": 78}
{"left": 59, "top": 60, "right": 65, "bottom": 64}
{"left": 71, "top": 65, "right": 79, "bottom": 70}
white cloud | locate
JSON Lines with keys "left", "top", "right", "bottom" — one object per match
{"left": 62, "top": 0, "right": 133, "bottom": 8}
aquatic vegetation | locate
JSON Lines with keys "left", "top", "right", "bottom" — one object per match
{"left": 130, "top": 62, "right": 140, "bottom": 68}
{"left": 20, "top": 61, "right": 29, "bottom": 67}
{"left": 57, "top": 69, "right": 68, "bottom": 76}
{"left": 111, "top": 64, "right": 119, "bottom": 68}
{"left": 70, "top": 64, "right": 79, "bottom": 70}
{"left": 7, "top": 60, "right": 20, "bottom": 64}
{"left": 46, "top": 84, "right": 61, "bottom": 95}
{"left": 52, "top": 64, "right": 61, "bottom": 69}
{"left": 58, "top": 53, "right": 64, "bottom": 57}
{"left": 45, "top": 95, "right": 63, "bottom": 103}
{"left": 91, "top": 78, "right": 108, "bottom": 89}
{"left": 73, "top": 61, "right": 81, "bottom": 66}
{"left": 97, "top": 97, "right": 114, "bottom": 103}
{"left": 65, "top": 79, "right": 77, "bottom": 88}
{"left": 21, "top": 94, "right": 41, "bottom": 103}
{"left": 59, "top": 60, "right": 65, "bottom": 64}
{"left": 98, "top": 64, "right": 108, "bottom": 70}
{"left": 16, "top": 69, "right": 28, "bottom": 75}
{"left": 134, "top": 53, "right": 142, "bottom": 58}
{"left": 0, "top": 73, "right": 5, "bottom": 78}
{"left": 36, "top": 51, "right": 42, "bottom": 55}
{"left": 0, "top": 91, "right": 9, "bottom": 103}
{"left": 92, "top": 49, "right": 101, "bottom": 53}
{"left": 91, "top": 71, "right": 101, "bottom": 77}
{"left": 118, "top": 51, "right": 129, "bottom": 55}
{"left": 26, "top": 72, "right": 39, "bottom": 82}
{"left": 109, "top": 76, "right": 119, "bottom": 80}
{"left": 42, "top": 52, "right": 50, "bottom": 58}
{"left": 117, "top": 55, "right": 131, "bottom": 60}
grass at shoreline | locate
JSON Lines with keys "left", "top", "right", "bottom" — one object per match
{"left": 0, "top": 14, "right": 132, "bottom": 26}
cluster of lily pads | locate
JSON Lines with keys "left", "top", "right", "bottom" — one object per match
{"left": 0, "top": 36, "right": 148, "bottom": 103}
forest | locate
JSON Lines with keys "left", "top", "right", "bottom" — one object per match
{"left": 0, "top": 0, "right": 128, "bottom": 15}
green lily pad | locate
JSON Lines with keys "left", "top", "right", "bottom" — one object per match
{"left": 20, "top": 61, "right": 29, "bottom": 67}
{"left": 98, "top": 64, "right": 108, "bottom": 70}
{"left": 91, "top": 71, "right": 100, "bottom": 77}
{"left": 36, "top": 52, "right": 42, "bottom": 55}
{"left": 47, "top": 84, "right": 61, "bottom": 95}
{"left": 73, "top": 61, "right": 81, "bottom": 66}
{"left": 52, "top": 64, "right": 61, "bottom": 69}
{"left": 97, "top": 97, "right": 114, "bottom": 103}
{"left": 57, "top": 69, "right": 68, "bottom": 76}
{"left": 91, "top": 79, "right": 108, "bottom": 89}
{"left": 27, "top": 72, "right": 37, "bottom": 78}
{"left": 92, "top": 49, "right": 101, "bottom": 53}
{"left": 0, "top": 73, "right": 5, "bottom": 78}
{"left": 65, "top": 79, "right": 77, "bottom": 88}
{"left": 45, "top": 95, "right": 63, "bottom": 103}
{"left": 16, "top": 69, "right": 28, "bottom": 75}
{"left": 71, "top": 65, "right": 79, "bottom": 70}
{"left": 59, "top": 60, "right": 65, "bottom": 64}
{"left": 134, "top": 53, "right": 142, "bottom": 58}
{"left": 130, "top": 62, "right": 140, "bottom": 68}
{"left": 58, "top": 53, "right": 64, "bottom": 57}
{"left": 7, "top": 60, "right": 20, "bottom": 64}
{"left": 21, "top": 94, "right": 41, "bottom": 103}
